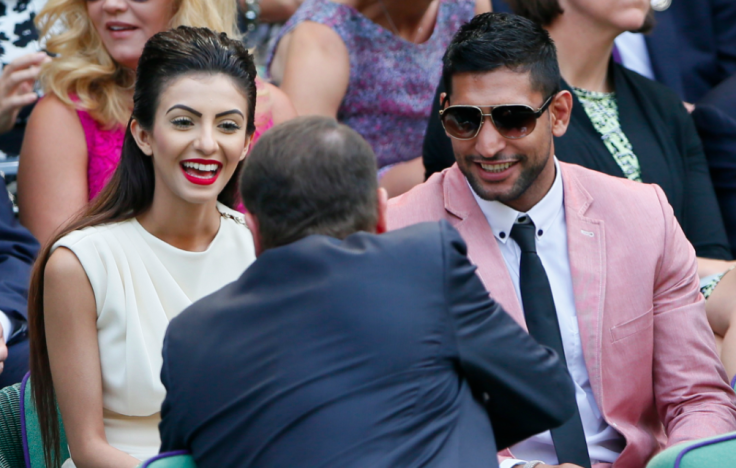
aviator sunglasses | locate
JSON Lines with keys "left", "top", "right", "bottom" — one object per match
{"left": 439, "top": 91, "right": 558, "bottom": 140}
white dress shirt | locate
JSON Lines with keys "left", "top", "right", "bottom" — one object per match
{"left": 0, "top": 311, "right": 11, "bottom": 344}
{"left": 614, "top": 32, "right": 656, "bottom": 80}
{"left": 469, "top": 159, "right": 625, "bottom": 467}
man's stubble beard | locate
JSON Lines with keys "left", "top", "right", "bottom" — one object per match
{"left": 458, "top": 134, "right": 554, "bottom": 204}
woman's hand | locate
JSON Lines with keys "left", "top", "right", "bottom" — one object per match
{"left": 0, "top": 52, "right": 50, "bottom": 134}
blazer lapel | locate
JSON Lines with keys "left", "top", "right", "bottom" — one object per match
{"left": 560, "top": 164, "right": 606, "bottom": 406}
{"left": 443, "top": 166, "right": 525, "bottom": 326}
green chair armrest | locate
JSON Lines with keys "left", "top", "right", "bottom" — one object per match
{"left": 21, "top": 373, "right": 70, "bottom": 468}
{"left": 647, "top": 431, "right": 736, "bottom": 468}
{"left": 141, "top": 452, "right": 197, "bottom": 468}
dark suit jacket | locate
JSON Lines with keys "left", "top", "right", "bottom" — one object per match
{"left": 423, "top": 64, "right": 732, "bottom": 260}
{"left": 0, "top": 175, "right": 38, "bottom": 339}
{"left": 645, "top": 0, "right": 736, "bottom": 103}
{"left": 159, "top": 222, "right": 575, "bottom": 468}
{"left": 692, "top": 74, "right": 736, "bottom": 256}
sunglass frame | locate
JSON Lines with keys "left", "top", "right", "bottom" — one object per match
{"left": 439, "top": 92, "right": 557, "bottom": 140}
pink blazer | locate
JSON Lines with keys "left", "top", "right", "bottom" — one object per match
{"left": 388, "top": 162, "right": 736, "bottom": 468}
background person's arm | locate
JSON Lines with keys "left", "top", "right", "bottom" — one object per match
{"left": 441, "top": 222, "right": 576, "bottom": 450}
{"left": 17, "top": 95, "right": 89, "bottom": 247}
{"left": 263, "top": 82, "right": 298, "bottom": 125}
{"left": 0, "top": 175, "right": 39, "bottom": 372}
{"left": 270, "top": 21, "right": 349, "bottom": 117}
{"left": 0, "top": 174, "right": 38, "bottom": 324}
{"left": 672, "top": 92, "right": 733, "bottom": 261}
{"left": 45, "top": 248, "right": 140, "bottom": 468}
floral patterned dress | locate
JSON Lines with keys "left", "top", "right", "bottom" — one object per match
{"left": 268, "top": 0, "right": 476, "bottom": 169}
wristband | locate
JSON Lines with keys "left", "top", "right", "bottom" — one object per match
{"left": 523, "top": 462, "right": 545, "bottom": 468}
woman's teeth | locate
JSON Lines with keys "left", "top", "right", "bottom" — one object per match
{"left": 183, "top": 162, "right": 219, "bottom": 172}
{"left": 182, "top": 161, "right": 220, "bottom": 179}
{"left": 480, "top": 162, "right": 514, "bottom": 173}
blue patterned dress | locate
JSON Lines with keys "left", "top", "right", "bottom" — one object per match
{"left": 268, "top": 0, "right": 476, "bottom": 169}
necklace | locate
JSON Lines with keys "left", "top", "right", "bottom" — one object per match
{"left": 377, "top": 0, "right": 400, "bottom": 36}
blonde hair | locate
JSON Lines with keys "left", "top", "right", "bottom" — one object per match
{"left": 36, "top": 0, "right": 238, "bottom": 127}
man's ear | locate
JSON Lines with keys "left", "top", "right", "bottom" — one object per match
{"left": 375, "top": 187, "right": 389, "bottom": 234}
{"left": 550, "top": 90, "right": 573, "bottom": 138}
{"left": 240, "top": 135, "right": 253, "bottom": 161}
{"left": 244, "top": 211, "right": 263, "bottom": 256}
{"left": 440, "top": 92, "right": 449, "bottom": 108}
{"left": 130, "top": 119, "right": 153, "bottom": 156}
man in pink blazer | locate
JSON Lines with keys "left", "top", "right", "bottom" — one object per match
{"left": 388, "top": 13, "right": 736, "bottom": 468}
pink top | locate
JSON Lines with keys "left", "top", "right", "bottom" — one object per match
{"left": 75, "top": 77, "right": 275, "bottom": 202}
{"left": 74, "top": 106, "right": 125, "bottom": 200}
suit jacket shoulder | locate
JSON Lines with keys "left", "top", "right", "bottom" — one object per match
{"left": 388, "top": 168, "right": 454, "bottom": 230}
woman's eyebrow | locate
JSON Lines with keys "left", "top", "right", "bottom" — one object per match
{"left": 216, "top": 109, "right": 244, "bottom": 118}
{"left": 166, "top": 104, "right": 202, "bottom": 116}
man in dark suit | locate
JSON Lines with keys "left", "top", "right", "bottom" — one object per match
{"left": 0, "top": 174, "right": 38, "bottom": 387}
{"left": 158, "top": 116, "right": 576, "bottom": 467}
{"left": 644, "top": 0, "right": 736, "bottom": 103}
{"left": 692, "top": 75, "right": 736, "bottom": 256}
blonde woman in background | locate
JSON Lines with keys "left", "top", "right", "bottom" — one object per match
{"left": 18, "top": 0, "right": 294, "bottom": 246}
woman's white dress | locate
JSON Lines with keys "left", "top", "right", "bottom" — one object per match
{"left": 52, "top": 204, "right": 255, "bottom": 464}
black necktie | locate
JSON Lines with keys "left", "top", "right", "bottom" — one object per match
{"left": 510, "top": 221, "right": 592, "bottom": 468}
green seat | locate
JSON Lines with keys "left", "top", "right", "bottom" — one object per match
{"left": 0, "top": 373, "right": 70, "bottom": 468}
{"left": 141, "top": 452, "right": 197, "bottom": 468}
{"left": 0, "top": 383, "right": 23, "bottom": 468}
{"left": 646, "top": 431, "right": 736, "bottom": 468}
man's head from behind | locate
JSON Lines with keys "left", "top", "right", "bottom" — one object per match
{"left": 441, "top": 13, "right": 572, "bottom": 212}
{"left": 240, "top": 116, "right": 387, "bottom": 254}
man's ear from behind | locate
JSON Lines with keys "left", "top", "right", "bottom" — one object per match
{"left": 375, "top": 187, "right": 389, "bottom": 234}
{"left": 244, "top": 212, "right": 263, "bottom": 256}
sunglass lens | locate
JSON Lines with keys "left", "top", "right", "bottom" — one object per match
{"left": 492, "top": 106, "right": 537, "bottom": 139}
{"left": 442, "top": 107, "right": 482, "bottom": 139}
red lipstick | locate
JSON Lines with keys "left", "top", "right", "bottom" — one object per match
{"left": 180, "top": 159, "right": 223, "bottom": 186}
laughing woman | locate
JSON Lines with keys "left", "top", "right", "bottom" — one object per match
{"left": 27, "top": 27, "right": 257, "bottom": 468}
{"left": 18, "top": 0, "right": 295, "bottom": 247}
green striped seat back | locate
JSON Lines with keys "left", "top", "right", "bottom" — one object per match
{"left": 0, "top": 383, "right": 24, "bottom": 468}
{"left": 20, "top": 374, "right": 70, "bottom": 468}
{"left": 647, "top": 431, "right": 736, "bottom": 468}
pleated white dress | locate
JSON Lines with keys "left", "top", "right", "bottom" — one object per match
{"left": 52, "top": 204, "right": 255, "bottom": 464}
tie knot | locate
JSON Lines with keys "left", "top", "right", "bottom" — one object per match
{"left": 510, "top": 221, "right": 537, "bottom": 253}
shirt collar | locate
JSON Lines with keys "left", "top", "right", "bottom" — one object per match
{"left": 469, "top": 157, "right": 564, "bottom": 244}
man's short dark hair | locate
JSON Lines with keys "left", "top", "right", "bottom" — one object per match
{"left": 240, "top": 116, "right": 379, "bottom": 251}
{"left": 442, "top": 12, "right": 560, "bottom": 100}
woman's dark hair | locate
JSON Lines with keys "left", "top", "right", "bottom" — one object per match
{"left": 505, "top": 0, "right": 655, "bottom": 33}
{"left": 240, "top": 116, "right": 378, "bottom": 251}
{"left": 442, "top": 13, "right": 561, "bottom": 100}
{"left": 505, "top": 0, "right": 564, "bottom": 27}
{"left": 29, "top": 26, "right": 257, "bottom": 467}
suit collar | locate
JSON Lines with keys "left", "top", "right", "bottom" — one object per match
{"left": 443, "top": 165, "right": 525, "bottom": 322}
{"left": 468, "top": 158, "right": 565, "bottom": 245}
{"left": 559, "top": 164, "right": 606, "bottom": 407}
